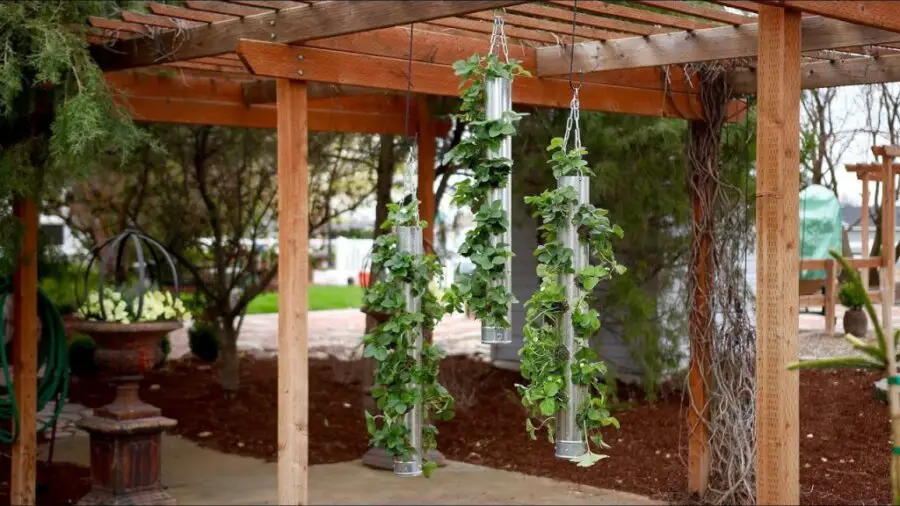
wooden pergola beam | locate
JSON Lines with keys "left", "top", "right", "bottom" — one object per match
{"left": 730, "top": 53, "right": 900, "bottom": 92}
{"left": 237, "top": 40, "right": 741, "bottom": 120}
{"left": 241, "top": 80, "right": 385, "bottom": 104}
{"left": 124, "top": 96, "right": 423, "bottom": 134}
{"left": 537, "top": 15, "right": 900, "bottom": 75}
{"left": 91, "top": 1, "right": 525, "bottom": 71}
{"left": 550, "top": 0, "right": 714, "bottom": 31}
{"left": 761, "top": 1, "right": 900, "bottom": 33}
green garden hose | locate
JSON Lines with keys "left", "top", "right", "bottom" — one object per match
{"left": 0, "top": 278, "right": 70, "bottom": 443}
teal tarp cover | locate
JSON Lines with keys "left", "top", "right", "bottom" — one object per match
{"left": 799, "top": 184, "right": 842, "bottom": 280}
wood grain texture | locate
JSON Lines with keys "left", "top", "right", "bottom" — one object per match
{"left": 237, "top": 40, "right": 734, "bottom": 120}
{"left": 537, "top": 15, "right": 900, "bottom": 75}
{"left": 11, "top": 198, "right": 38, "bottom": 506}
{"left": 276, "top": 78, "right": 309, "bottom": 505}
{"left": 772, "top": 1, "right": 900, "bottom": 33}
{"left": 417, "top": 97, "right": 436, "bottom": 254}
{"left": 92, "top": 1, "right": 525, "bottom": 71}
{"left": 754, "top": 5, "right": 801, "bottom": 505}
{"left": 731, "top": 53, "right": 900, "bottom": 93}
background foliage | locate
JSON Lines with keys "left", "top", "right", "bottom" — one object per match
{"left": 512, "top": 107, "right": 756, "bottom": 395}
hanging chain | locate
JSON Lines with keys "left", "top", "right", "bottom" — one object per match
{"left": 489, "top": 13, "right": 510, "bottom": 63}
{"left": 562, "top": 88, "right": 582, "bottom": 152}
{"left": 403, "top": 137, "right": 419, "bottom": 216}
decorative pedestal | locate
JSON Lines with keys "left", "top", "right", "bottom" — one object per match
{"left": 71, "top": 320, "right": 181, "bottom": 506}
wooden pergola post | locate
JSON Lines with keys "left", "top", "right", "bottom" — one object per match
{"left": 755, "top": 4, "right": 802, "bottom": 505}
{"left": 11, "top": 198, "right": 38, "bottom": 506}
{"left": 416, "top": 97, "right": 436, "bottom": 254}
{"left": 276, "top": 78, "right": 310, "bottom": 506}
{"left": 862, "top": 174, "right": 871, "bottom": 287}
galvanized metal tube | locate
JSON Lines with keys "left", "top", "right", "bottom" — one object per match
{"left": 482, "top": 77, "right": 513, "bottom": 345}
{"left": 394, "top": 226, "right": 424, "bottom": 477}
{"left": 555, "top": 175, "right": 590, "bottom": 460}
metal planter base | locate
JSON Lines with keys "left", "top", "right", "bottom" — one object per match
{"left": 555, "top": 439, "right": 587, "bottom": 460}
{"left": 361, "top": 446, "right": 448, "bottom": 470}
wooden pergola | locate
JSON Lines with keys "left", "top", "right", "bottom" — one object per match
{"left": 10, "top": 1, "right": 900, "bottom": 505}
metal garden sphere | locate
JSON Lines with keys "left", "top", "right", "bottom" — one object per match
{"left": 78, "top": 228, "right": 180, "bottom": 322}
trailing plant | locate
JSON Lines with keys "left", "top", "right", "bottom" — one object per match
{"left": 442, "top": 53, "right": 529, "bottom": 329}
{"left": 518, "top": 137, "right": 626, "bottom": 467}
{"left": 361, "top": 199, "right": 454, "bottom": 477}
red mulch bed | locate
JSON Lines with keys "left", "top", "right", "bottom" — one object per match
{"left": 61, "top": 356, "right": 888, "bottom": 505}
{"left": 0, "top": 448, "right": 91, "bottom": 505}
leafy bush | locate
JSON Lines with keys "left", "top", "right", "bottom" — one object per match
{"left": 188, "top": 321, "right": 220, "bottom": 363}
{"left": 839, "top": 280, "right": 867, "bottom": 310}
{"left": 67, "top": 333, "right": 98, "bottom": 378}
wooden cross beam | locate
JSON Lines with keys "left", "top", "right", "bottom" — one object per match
{"left": 241, "top": 80, "right": 390, "bottom": 105}
{"left": 237, "top": 39, "right": 745, "bottom": 120}
{"left": 730, "top": 53, "right": 900, "bottom": 93}
{"left": 759, "top": 1, "right": 900, "bottom": 33}
{"left": 537, "top": 16, "right": 900, "bottom": 75}
{"left": 91, "top": 0, "right": 525, "bottom": 71}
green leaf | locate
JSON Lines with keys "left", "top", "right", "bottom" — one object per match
{"left": 539, "top": 397, "right": 556, "bottom": 416}
{"left": 572, "top": 451, "right": 608, "bottom": 467}
{"left": 365, "top": 411, "right": 377, "bottom": 435}
{"left": 422, "top": 460, "right": 438, "bottom": 478}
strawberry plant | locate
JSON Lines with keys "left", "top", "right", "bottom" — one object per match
{"left": 519, "top": 137, "right": 626, "bottom": 467}
{"left": 441, "top": 53, "right": 529, "bottom": 330}
{"left": 361, "top": 199, "right": 454, "bottom": 477}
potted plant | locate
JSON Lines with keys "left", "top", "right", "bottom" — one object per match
{"left": 839, "top": 280, "right": 868, "bottom": 337}
{"left": 70, "top": 229, "right": 187, "bottom": 505}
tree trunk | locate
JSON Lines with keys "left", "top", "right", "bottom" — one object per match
{"left": 219, "top": 319, "right": 240, "bottom": 395}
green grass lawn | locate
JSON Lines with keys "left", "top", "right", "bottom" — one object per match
{"left": 246, "top": 285, "right": 363, "bottom": 314}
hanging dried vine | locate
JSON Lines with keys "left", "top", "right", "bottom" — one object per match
{"left": 361, "top": 199, "right": 454, "bottom": 477}
{"left": 684, "top": 63, "right": 756, "bottom": 505}
{"left": 441, "top": 53, "right": 528, "bottom": 329}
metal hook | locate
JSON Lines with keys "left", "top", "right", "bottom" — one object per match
{"left": 570, "top": 70, "right": 584, "bottom": 92}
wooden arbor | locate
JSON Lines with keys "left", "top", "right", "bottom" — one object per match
{"left": 11, "top": 1, "right": 900, "bottom": 505}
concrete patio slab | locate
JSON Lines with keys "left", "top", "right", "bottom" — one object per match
{"left": 50, "top": 433, "right": 659, "bottom": 505}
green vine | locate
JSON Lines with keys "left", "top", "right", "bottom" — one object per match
{"left": 361, "top": 199, "right": 454, "bottom": 477}
{"left": 442, "top": 53, "right": 529, "bottom": 328}
{"left": 518, "top": 138, "right": 626, "bottom": 467}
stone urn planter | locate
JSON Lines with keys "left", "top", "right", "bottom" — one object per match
{"left": 71, "top": 319, "right": 182, "bottom": 505}
{"left": 843, "top": 308, "right": 868, "bottom": 338}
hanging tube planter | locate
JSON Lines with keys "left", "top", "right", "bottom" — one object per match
{"left": 394, "top": 225, "right": 424, "bottom": 477}
{"left": 482, "top": 76, "right": 513, "bottom": 345}
{"left": 555, "top": 175, "right": 590, "bottom": 459}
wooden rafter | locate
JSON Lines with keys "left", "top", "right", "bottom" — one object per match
{"left": 464, "top": 10, "right": 622, "bottom": 41}
{"left": 537, "top": 16, "right": 900, "bottom": 75}
{"left": 505, "top": 3, "right": 670, "bottom": 36}
{"left": 730, "top": 53, "right": 900, "bottom": 92}
{"left": 637, "top": 0, "right": 753, "bottom": 25}
{"left": 426, "top": 17, "right": 559, "bottom": 44}
{"left": 120, "top": 10, "right": 204, "bottom": 29}
{"left": 148, "top": 2, "right": 234, "bottom": 23}
{"left": 551, "top": 0, "right": 714, "bottom": 31}
{"left": 237, "top": 39, "right": 742, "bottom": 120}
{"left": 185, "top": 0, "right": 272, "bottom": 17}
{"left": 91, "top": 1, "right": 526, "bottom": 71}
{"left": 760, "top": 1, "right": 900, "bottom": 33}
